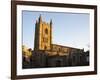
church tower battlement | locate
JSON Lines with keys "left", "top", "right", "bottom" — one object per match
{"left": 34, "top": 15, "right": 52, "bottom": 51}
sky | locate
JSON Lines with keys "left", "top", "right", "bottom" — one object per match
{"left": 22, "top": 10, "right": 90, "bottom": 51}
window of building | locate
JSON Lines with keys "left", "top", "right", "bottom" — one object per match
{"left": 45, "top": 28, "right": 48, "bottom": 34}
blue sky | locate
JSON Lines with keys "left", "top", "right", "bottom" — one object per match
{"left": 22, "top": 10, "right": 90, "bottom": 51}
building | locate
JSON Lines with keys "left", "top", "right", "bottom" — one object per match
{"left": 22, "top": 15, "right": 89, "bottom": 68}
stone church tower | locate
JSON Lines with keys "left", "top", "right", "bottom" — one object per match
{"left": 34, "top": 15, "right": 52, "bottom": 51}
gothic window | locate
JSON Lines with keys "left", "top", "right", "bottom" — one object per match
{"left": 45, "top": 28, "right": 48, "bottom": 34}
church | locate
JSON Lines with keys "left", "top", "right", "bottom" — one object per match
{"left": 23, "top": 15, "right": 89, "bottom": 68}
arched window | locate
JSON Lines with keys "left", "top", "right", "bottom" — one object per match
{"left": 45, "top": 28, "right": 48, "bottom": 34}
